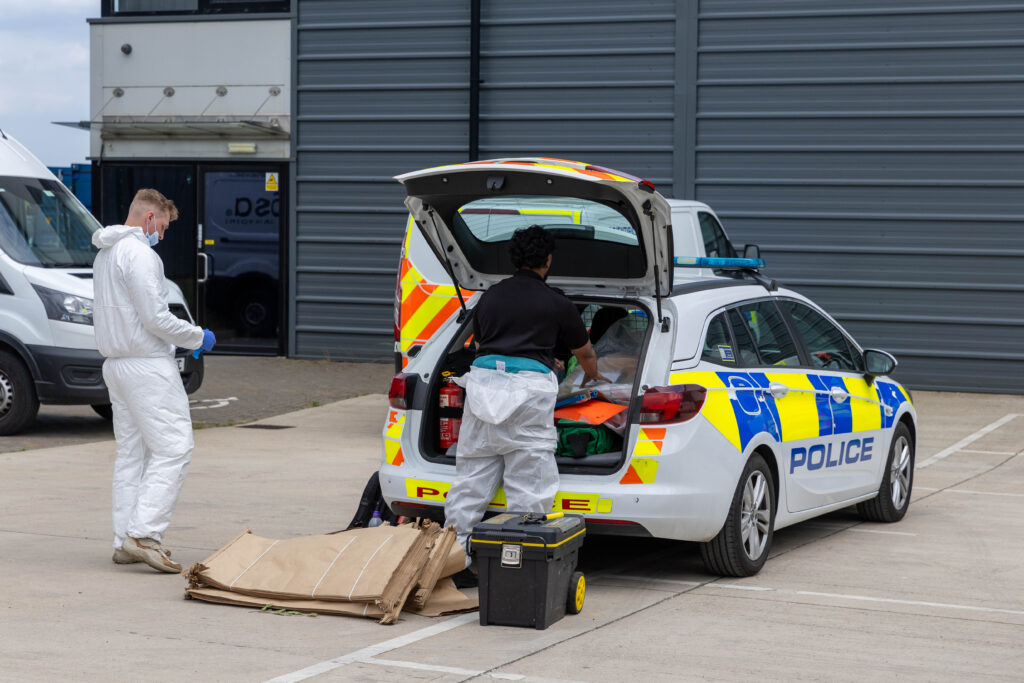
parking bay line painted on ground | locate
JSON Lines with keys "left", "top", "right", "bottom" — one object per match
{"left": 264, "top": 613, "right": 478, "bottom": 683}
{"left": 917, "top": 413, "right": 1022, "bottom": 469}
{"left": 607, "top": 575, "right": 1024, "bottom": 617}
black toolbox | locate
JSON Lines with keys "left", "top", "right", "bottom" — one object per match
{"left": 470, "top": 512, "right": 586, "bottom": 629}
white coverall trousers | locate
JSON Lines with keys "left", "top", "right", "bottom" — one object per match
{"left": 103, "top": 356, "right": 195, "bottom": 549}
{"left": 444, "top": 367, "right": 560, "bottom": 553}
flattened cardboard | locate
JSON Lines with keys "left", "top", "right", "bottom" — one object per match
{"left": 185, "top": 522, "right": 466, "bottom": 624}
{"left": 187, "top": 577, "right": 476, "bottom": 619}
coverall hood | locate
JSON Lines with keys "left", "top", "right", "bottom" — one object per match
{"left": 92, "top": 224, "right": 147, "bottom": 250}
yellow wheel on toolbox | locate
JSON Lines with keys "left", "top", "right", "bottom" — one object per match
{"left": 567, "top": 571, "right": 585, "bottom": 615}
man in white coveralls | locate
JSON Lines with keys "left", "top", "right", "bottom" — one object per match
{"left": 92, "top": 189, "right": 215, "bottom": 573}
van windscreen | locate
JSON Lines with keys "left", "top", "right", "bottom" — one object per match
{"left": 0, "top": 176, "right": 99, "bottom": 267}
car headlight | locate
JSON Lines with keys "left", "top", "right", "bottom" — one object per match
{"left": 32, "top": 285, "right": 93, "bottom": 325}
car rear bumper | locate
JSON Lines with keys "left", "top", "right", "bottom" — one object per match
{"left": 379, "top": 461, "right": 735, "bottom": 542}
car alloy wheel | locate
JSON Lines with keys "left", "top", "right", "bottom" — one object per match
{"left": 890, "top": 434, "right": 912, "bottom": 510}
{"left": 741, "top": 470, "right": 772, "bottom": 561}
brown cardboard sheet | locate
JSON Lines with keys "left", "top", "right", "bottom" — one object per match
{"left": 185, "top": 522, "right": 476, "bottom": 624}
{"left": 187, "top": 577, "right": 476, "bottom": 619}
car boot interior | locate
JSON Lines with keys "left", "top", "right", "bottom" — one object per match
{"left": 422, "top": 300, "right": 650, "bottom": 474}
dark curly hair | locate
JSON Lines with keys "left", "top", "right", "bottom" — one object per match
{"left": 509, "top": 225, "right": 555, "bottom": 269}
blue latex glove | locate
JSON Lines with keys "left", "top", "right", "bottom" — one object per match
{"left": 192, "top": 329, "right": 216, "bottom": 359}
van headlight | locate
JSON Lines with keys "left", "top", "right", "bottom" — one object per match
{"left": 32, "top": 285, "right": 93, "bottom": 325}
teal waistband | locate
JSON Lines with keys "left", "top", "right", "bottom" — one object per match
{"left": 473, "top": 355, "right": 551, "bottom": 374}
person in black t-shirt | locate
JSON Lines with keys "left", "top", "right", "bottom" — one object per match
{"left": 445, "top": 226, "right": 608, "bottom": 561}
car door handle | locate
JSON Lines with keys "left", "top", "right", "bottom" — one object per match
{"left": 768, "top": 381, "right": 789, "bottom": 399}
{"left": 830, "top": 386, "right": 849, "bottom": 403}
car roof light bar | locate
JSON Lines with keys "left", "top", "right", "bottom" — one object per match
{"left": 674, "top": 256, "right": 765, "bottom": 269}
{"left": 674, "top": 255, "right": 777, "bottom": 291}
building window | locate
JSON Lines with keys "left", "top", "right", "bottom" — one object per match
{"left": 103, "top": 0, "right": 289, "bottom": 16}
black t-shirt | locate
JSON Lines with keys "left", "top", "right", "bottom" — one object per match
{"left": 473, "top": 270, "right": 589, "bottom": 370}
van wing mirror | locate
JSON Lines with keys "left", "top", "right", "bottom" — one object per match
{"left": 743, "top": 244, "right": 761, "bottom": 260}
{"left": 863, "top": 349, "right": 897, "bottom": 377}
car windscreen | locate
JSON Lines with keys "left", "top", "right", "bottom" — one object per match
{"left": 0, "top": 175, "right": 99, "bottom": 267}
{"left": 450, "top": 195, "right": 646, "bottom": 279}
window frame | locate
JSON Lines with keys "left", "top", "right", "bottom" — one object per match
{"left": 697, "top": 211, "right": 737, "bottom": 259}
{"left": 724, "top": 297, "right": 807, "bottom": 369}
{"left": 700, "top": 310, "right": 740, "bottom": 367}
{"left": 101, "top": 0, "right": 290, "bottom": 17}
{"left": 778, "top": 298, "right": 866, "bottom": 374}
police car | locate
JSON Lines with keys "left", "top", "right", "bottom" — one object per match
{"left": 379, "top": 158, "right": 916, "bottom": 577}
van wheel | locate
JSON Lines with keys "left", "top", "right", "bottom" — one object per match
{"left": 92, "top": 404, "right": 114, "bottom": 421}
{"left": 700, "top": 454, "right": 776, "bottom": 577}
{"left": 857, "top": 422, "right": 914, "bottom": 523}
{"left": 0, "top": 350, "right": 39, "bottom": 435}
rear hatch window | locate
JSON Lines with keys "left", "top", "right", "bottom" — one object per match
{"left": 451, "top": 195, "right": 645, "bottom": 282}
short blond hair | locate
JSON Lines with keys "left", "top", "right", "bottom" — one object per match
{"left": 130, "top": 188, "right": 179, "bottom": 222}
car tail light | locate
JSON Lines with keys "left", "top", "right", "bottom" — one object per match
{"left": 389, "top": 373, "right": 416, "bottom": 409}
{"left": 639, "top": 384, "right": 706, "bottom": 424}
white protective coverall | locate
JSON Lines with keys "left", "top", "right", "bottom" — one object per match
{"left": 444, "top": 366, "right": 560, "bottom": 553}
{"left": 91, "top": 225, "right": 204, "bottom": 549}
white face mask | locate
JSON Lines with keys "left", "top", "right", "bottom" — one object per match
{"left": 145, "top": 217, "right": 160, "bottom": 247}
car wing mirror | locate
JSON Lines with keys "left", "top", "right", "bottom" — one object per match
{"left": 863, "top": 348, "right": 897, "bottom": 378}
{"left": 743, "top": 243, "right": 761, "bottom": 260}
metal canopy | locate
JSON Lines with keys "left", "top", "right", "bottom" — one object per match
{"left": 99, "top": 115, "right": 289, "bottom": 139}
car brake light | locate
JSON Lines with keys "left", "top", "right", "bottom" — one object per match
{"left": 639, "top": 384, "right": 706, "bottom": 424}
{"left": 389, "top": 373, "right": 415, "bottom": 409}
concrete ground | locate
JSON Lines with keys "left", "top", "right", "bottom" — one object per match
{"left": 1, "top": 385, "right": 1022, "bottom": 681}
{"left": 0, "top": 356, "right": 394, "bottom": 453}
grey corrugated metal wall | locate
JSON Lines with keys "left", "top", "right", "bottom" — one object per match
{"left": 294, "top": 0, "right": 1023, "bottom": 393}
{"left": 292, "top": 0, "right": 472, "bottom": 359}
{"left": 694, "top": 0, "right": 1024, "bottom": 393}
{"left": 291, "top": 0, "right": 685, "bottom": 361}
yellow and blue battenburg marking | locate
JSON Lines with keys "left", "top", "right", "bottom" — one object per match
{"left": 672, "top": 370, "right": 910, "bottom": 452}
{"left": 875, "top": 380, "right": 910, "bottom": 429}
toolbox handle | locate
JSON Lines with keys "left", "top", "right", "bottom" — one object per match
{"left": 521, "top": 511, "right": 564, "bottom": 524}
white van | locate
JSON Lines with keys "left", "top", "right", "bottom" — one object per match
{"left": 0, "top": 130, "right": 202, "bottom": 435}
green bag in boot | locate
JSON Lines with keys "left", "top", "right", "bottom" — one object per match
{"left": 556, "top": 419, "right": 615, "bottom": 458}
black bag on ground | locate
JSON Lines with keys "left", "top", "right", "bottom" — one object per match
{"left": 347, "top": 470, "right": 398, "bottom": 529}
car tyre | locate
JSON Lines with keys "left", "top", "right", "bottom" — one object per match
{"left": 857, "top": 422, "right": 914, "bottom": 523}
{"left": 0, "top": 350, "right": 39, "bottom": 436}
{"left": 700, "top": 453, "right": 776, "bottom": 577}
{"left": 92, "top": 403, "right": 114, "bottom": 421}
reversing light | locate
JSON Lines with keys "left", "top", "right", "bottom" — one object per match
{"left": 639, "top": 384, "right": 707, "bottom": 424}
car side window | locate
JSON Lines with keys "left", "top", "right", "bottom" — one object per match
{"left": 698, "top": 212, "right": 736, "bottom": 258}
{"left": 736, "top": 301, "right": 800, "bottom": 367}
{"left": 785, "top": 301, "right": 863, "bottom": 372}
{"left": 728, "top": 309, "right": 762, "bottom": 366}
{"left": 701, "top": 313, "right": 736, "bottom": 365}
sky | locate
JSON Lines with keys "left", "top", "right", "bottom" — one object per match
{"left": 0, "top": 0, "right": 96, "bottom": 167}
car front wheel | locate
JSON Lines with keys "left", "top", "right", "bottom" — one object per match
{"left": 701, "top": 453, "right": 776, "bottom": 577}
{"left": 857, "top": 422, "right": 914, "bottom": 523}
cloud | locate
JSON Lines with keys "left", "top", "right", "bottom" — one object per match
{"left": 0, "top": 1, "right": 94, "bottom": 164}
